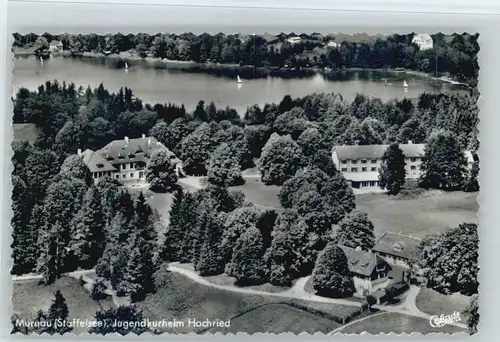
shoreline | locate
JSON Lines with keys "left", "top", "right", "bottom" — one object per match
{"left": 12, "top": 49, "right": 471, "bottom": 87}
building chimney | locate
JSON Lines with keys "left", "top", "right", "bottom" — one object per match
{"left": 77, "top": 148, "right": 82, "bottom": 156}
{"left": 408, "top": 140, "right": 413, "bottom": 145}
{"left": 124, "top": 136, "right": 129, "bottom": 143}
{"left": 142, "top": 134, "right": 146, "bottom": 139}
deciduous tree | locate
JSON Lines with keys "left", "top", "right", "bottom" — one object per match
{"left": 333, "top": 211, "right": 375, "bottom": 250}
{"left": 311, "top": 243, "right": 355, "bottom": 298}
{"left": 258, "top": 133, "right": 304, "bottom": 185}
{"left": 207, "top": 143, "right": 244, "bottom": 186}
{"left": 419, "top": 223, "right": 478, "bottom": 295}
{"left": 419, "top": 130, "right": 467, "bottom": 190}
{"left": 145, "top": 150, "right": 178, "bottom": 193}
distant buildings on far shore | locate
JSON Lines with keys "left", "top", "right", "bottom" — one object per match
{"left": 412, "top": 33, "right": 434, "bottom": 51}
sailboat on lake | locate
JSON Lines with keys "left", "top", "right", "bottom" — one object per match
{"left": 125, "top": 62, "right": 129, "bottom": 70}
{"left": 39, "top": 56, "right": 44, "bottom": 64}
{"left": 403, "top": 80, "right": 408, "bottom": 88}
{"left": 237, "top": 75, "right": 243, "bottom": 84}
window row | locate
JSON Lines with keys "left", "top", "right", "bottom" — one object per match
{"left": 340, "top": 159, "right": 378, "bottom": 165}
{"left": 340, "top": 157, "right": 420, "bottom": 164}
{"left": 114, "top": 171, "right": 145, "bottom": 180}
{"left": 341, "top": 167, "right": 378, "bottom": 172}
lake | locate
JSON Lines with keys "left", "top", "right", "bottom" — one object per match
{"left": 12, "top": 56, "right": 469, "bottom": 115}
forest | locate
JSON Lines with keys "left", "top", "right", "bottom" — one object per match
{"left": 11, "top": 81, "right": 479, "bottom": 324}
{"left": 13, "top": 32, "right": 480, "bottom": 86}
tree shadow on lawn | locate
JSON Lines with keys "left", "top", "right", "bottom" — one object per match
{"left": 12, "top": 276, "right": 115, "bottom": 335}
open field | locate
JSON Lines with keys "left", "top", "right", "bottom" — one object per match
{"left": 230, "top": 178, "right": 283, "bottom": 210}
{"left": 12, "top": 123, "right": 39, "bottom": 144}
{"left": 205, "top": 273, "right": 290, "bottom": 294}
{"left": 416, "top": 287, "right": 471, "bottom": 318}
{"left": 338, "top": 312, "right": 467, "bottom": 334}
{"left": 12, "top": 276, "right": 114, "bottom": 334}
{"left": 356, "top": 190, "right": 478, "bottom": 238}
{"left": 139, "top": 266, "right": 358, "bottom": 334}
{"left": 208, "top": 303, "right": 340, "bottom": 334}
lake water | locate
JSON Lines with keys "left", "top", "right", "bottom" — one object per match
{"left": 12, "top": 56, "right": 469, "bottom": 115}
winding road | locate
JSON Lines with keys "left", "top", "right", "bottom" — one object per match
{"left": 12, "top": 263, "right": 467, "bottom": 332}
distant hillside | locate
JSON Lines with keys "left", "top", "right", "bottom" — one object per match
{"left": 13, "top": 123, "right": 39, "bottom": 144}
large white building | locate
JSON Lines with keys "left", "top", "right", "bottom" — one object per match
{"left": 80, "top": 135, "right": 183, "bottom": 184}
{"left": 412, "top": 33, "right": 434, "bottom": 51}
{"left": 331, "top": 142, "right": 474, "bottom": 190}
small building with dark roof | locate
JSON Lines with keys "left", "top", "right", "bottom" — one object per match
{"left": 371, "top": 231, "right": 422, "bottom": 267}
{"left": 79, "top": 135, "right": 183, "bottom": 184}
{"left": 339, "top": 245, "right": 392, "bottom": 295}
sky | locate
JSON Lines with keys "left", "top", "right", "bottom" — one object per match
{"left": 7, "top": 0, "right": 487, "bottom": 35}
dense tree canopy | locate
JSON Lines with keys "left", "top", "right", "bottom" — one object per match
{"left": 419, "top": 130, "right": 468, "bottom": 190}
{"left": 419, "top": 223, "right": 478, "bottom": 295}
{"left": 332, "top": 211, "right": 376, "bottom": 250}
{"left": 258, "top": 133, "right": 305, "bottom": 185}
{"left": 311, "top": 243, "right": 355, "bottom": 298}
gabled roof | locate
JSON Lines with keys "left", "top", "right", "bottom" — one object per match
{"left": 372, "top": 231, "right": 422, "bottom": 260}
{"left": 333, "top": 143, "right": 426, "bottom": 160}
{"left": 97, "top": 136, "right": 181, "bottom": 165}
{"left": 81, "top": 149, "right": 117, "bottom": 172}
{"left": 339, "top": 245, "right": 390, "bottom": 277}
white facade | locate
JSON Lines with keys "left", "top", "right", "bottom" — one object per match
{"left": 287, "top": 36, "right": 302, "bottom": 45}
{"left": 332, "top": 142, "right": 474, "bottom": 190}
{"left": 327, "top": 40, "right": 338, "bottom": 48}
{"left": 412, "top": 34, "right": 434, "bottom": 51}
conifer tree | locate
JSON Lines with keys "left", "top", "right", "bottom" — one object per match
{"left": 36, "top": 221, "right": 64, "bottom": 284}
{"left": 179, "top": 193, "right": 200, "bottom": 262}
{"left": 118, "top": 234, "right": 155, "bottom": 301}
{"left": 11, "top": 176, "right": 37, "bottom": 275}
{"left": 379, "top": 143, "right": 406, "bottom": 195}
{"left": 69, "top": 187, "right": 106, "bottom": 269}
{"left": 40, "top": 290, "right": 72, "bottom": 334}
{"left": 162, "top": 188, "right": 186, "bottom": 261}
{"left": 196, "top": 211, "right": 226, "bottom": 276}
{"left": 229, "top": 227, "right": 267, "bottom": 285}
{"left": 96, "top": 212, "right": 129, "bottom": 289}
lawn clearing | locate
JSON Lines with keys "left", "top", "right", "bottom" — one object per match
{"left": 229, "top": 178, "right": 283, "bottom": 210}
{"left": 416, "top": 287, "right": 471, "bottom": 318}
{"left": 356, "top": 190, "right": 478, "bottom": 238}
{"left": 139, "top": 265, "right": 359, "bottom": 334}
{"left": 12, "top": 276, "right": 115, "bottom": 334}
{"left": 205, "top": 273, "right": 291, "bottom": 293}
{"left": 208, "top": 303, "right": 340, "bottom": 334}
{"left": 12, "top": 123, "right": 39, "bottom": 144}
{"left": 338, "top": 312, "right": 467, "bottom": 334}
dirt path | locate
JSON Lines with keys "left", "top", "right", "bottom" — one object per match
{"left": 13, "top": 269, "right": 130, "bottom": 308}
{"left": 167, "top": 264, "right": 361, "bottom": 307}
{"left": 168, "top": 265, "right": 468, "bottom": 330}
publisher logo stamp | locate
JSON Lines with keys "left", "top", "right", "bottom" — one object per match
{"left": 429, "top": 312, "right": 462, "bottom": 328}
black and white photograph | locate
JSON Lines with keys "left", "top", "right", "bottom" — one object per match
{"left": 8, "top": 6, "right": 480, "bottom": 335}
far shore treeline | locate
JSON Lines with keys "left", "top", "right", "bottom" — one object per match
{"left": 12, "top": 32, "right": 479, "bottom": 87}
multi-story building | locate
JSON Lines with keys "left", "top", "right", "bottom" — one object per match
{"left": 80, "top": 135, "right": 183, "bottom": 184}
{"left": 331, "top": 141, "right": 474, "bottom": 190}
